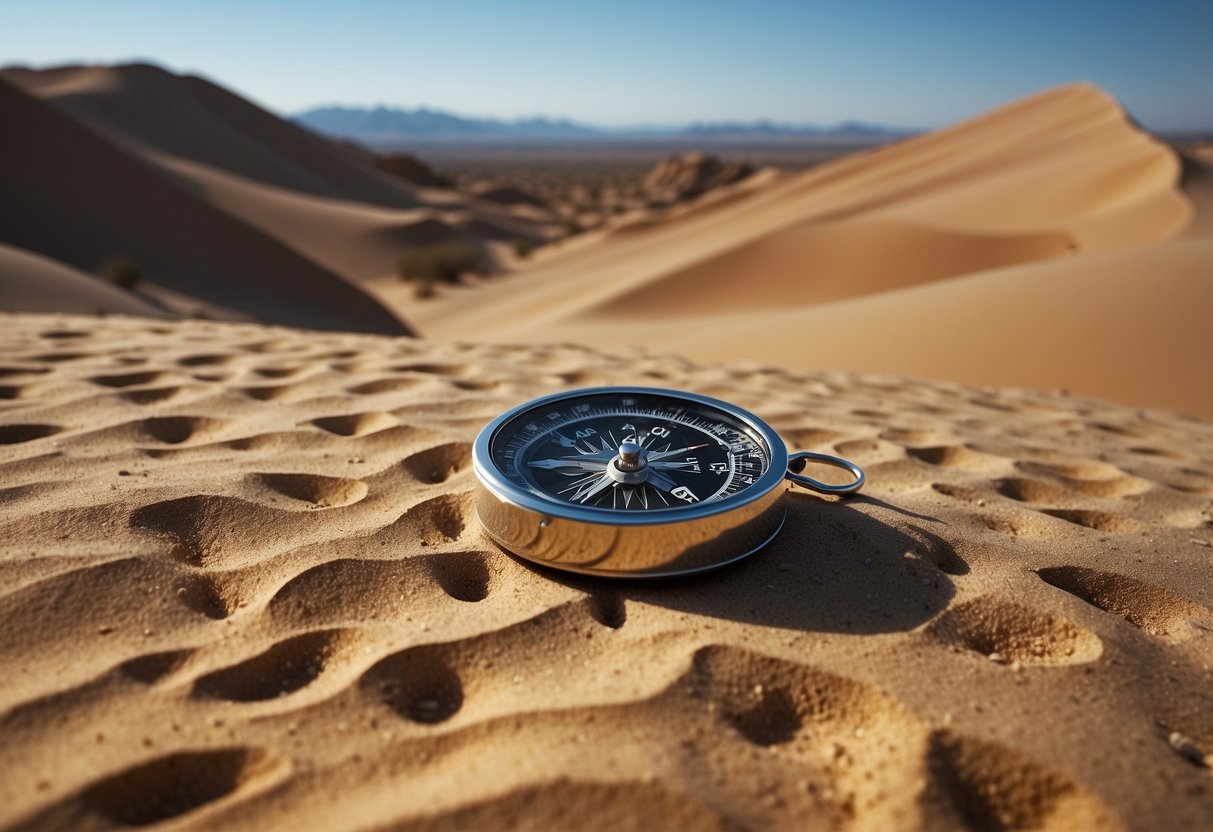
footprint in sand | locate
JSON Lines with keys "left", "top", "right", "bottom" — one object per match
{"left": 252, "top": 472, "right": 368, "bottom": 509}
{"left": 1038, "top": 565, "right": 1213, "bottom": 641}
{"left": 927, "top": 596, "right": 1102, "bottom": 666}
{"left": 363, "top": 644, "right": 465, "bottom": 724}
{"left": 70, "top": 749, "right": 286, "bottom": 827}
{"left": 193, "top": 628, "right": 352, "bottom": 702}
{"left": 0, "top": 423, "right": 61, "bottom": 444}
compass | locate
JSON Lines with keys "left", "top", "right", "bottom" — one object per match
{"left": 473, "top": 387, "right": 864, "bottom": 577}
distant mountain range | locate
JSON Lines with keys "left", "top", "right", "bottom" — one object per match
{"left": 296, "top": 105, "right": 598, "bottom": 140}
{"left": 294, "top": 105, "right": 912, "bottom": 144}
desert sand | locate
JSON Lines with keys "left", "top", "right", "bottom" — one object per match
{"left": 0, "top": 65, "right": 562, "bottom": 330}
{"left": 3, "top": 68, "right": 1206, "bottom": 416}
{"left": 407, "top": 84, "right": 1211, "bottom": 419}
{"left": 1, "top": 313, "right": 1211, "bottom": 830}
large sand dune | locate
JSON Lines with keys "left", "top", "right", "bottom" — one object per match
{"left": 0, "top": 78, "right": 409, "bottom": 335}
{"left": 2, "top": 64, "right": 428, "bottom": 208}
{"left": 1, "top": 314, "right": 1210, "bottom": 830}
{"left": 409, "top": 85, "right": 1208, "bottom": 417}
{"left": 3, "top": 65, "right": 553, "bottom": 283}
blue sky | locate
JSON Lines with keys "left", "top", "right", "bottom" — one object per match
{"left": 2, "top": 0, "right": 1210, "bottom": 131}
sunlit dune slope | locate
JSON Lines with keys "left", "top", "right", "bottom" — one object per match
{"left": 412, "top": 84, "right": 1204, "bottom": 416}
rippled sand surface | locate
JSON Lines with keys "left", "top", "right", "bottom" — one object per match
{"left": 1, "top": 314, "right": 1210, "bottom": 830}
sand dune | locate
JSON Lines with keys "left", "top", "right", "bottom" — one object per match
{"left": 1, "top": 313, "right": 1210, "bottom": 830}
{"left": 0, "top": 78, "right": 409, "bottom": 335}
{"left": 4, "top": 64, "right": 554, "bottom": 284}
{"left": 2, "top": 63, "right": 427, "bottom": 209}
{"left": 8, "top": 69, "right": 1198, "bottom": 416}
{"left": 148, "top": 153, "right": 543, "bottom": 281}
{"left": 412, "top": 84, "right": 1207, "bottom": 417}
{"left": 0, "top": 244, "right": 170, "bottom": 318}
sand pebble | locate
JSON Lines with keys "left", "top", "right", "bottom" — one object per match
{"left": 1168, "top": 732, "right": 1208, "bottom": 767}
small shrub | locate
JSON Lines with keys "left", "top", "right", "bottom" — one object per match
{"left": 396, "top": 240, "right": 480, "bottom": 285}
{"left": 98, "top": 257, "right": 141, "bottom": 290}
{"left": 513, "top": 238, "right": 538, "bottom": 259}
{"left": 413, "top": 276, "right": 437, "bottom": 299}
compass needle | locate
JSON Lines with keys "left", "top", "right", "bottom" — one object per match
{"left": 574, "top": 474, "right": 613, "bottom": 504}
{"left": 646, "top": 443, "right": 710, "bottom": 462}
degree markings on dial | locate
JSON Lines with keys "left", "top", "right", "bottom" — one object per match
{"left": 497, "top": 400, "right": 769, "bottom": 510}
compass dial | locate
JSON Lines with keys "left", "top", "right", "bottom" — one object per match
{"left": 487, "top": 389, "right": 772, "bottom": 514}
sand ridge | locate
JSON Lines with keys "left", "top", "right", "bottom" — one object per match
{"left": 1, "top": 313, "right": 1210, "bottom": 830}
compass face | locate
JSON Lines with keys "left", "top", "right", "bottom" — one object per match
{"left": 485, "top": 389, "right": 775, "bottom": 515}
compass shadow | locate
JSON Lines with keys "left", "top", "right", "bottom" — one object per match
{"left": 596, "top": 493, "right": 960, "bottom": 634}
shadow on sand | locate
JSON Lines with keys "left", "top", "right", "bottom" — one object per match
{"left": 546, "top": 492, "right": 963, "bottom": 634}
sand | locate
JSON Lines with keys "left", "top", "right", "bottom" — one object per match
{"left": 1, "top": 313, "right": 1211, "bottom": 831}
{"left": 0, "top": 77, "right": 411, "bottom": 336}
{"left": 5, "top": 67, "right": 1204, "bottom": 415}
{"left": 0, "top": 245, "right": 170, "bottom": 319}
{"left": 407, "top": 84, "right": 1211, "bottom": 419}
{"left": 1, "top": 65, "right": 558, "bottom": 289}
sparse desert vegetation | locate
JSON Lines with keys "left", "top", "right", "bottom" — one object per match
{"left": 97, "top": 256, "right": 141, "bottom": 290}
{"left": 403, "top": 139, "right": 878, "bottom": 237}
{"left": 396, "top": 239, "right": 482, "bottom": 298}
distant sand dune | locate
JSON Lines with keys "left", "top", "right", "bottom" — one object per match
{"left": 3, "top": 63, "right": 427, "bottom": 209}
{"left": 410, "top": 84, "right": 1206, "bottom": 417}
{"left": 149, "top": 153, "right": 543, "bottom": 280}
{"left": 0, "top": 78, "right": 409, "bottom": 335}
{"left": 590, "top": 219, "right": 1076, "bottom": 317}
{"left": 3, "top": 64, "right": 554, "bottom": 284}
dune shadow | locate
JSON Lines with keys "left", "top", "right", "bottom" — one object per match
{"left": 544, "top": 492, "right": 958, "bottom": 634}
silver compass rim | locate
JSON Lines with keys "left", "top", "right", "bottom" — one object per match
{"left": 472, "top": 385, "right": 790, "bottom": 528}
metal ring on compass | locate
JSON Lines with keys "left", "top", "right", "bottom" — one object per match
{"left": 786, "top": 451, "right": 866, "bottom": 495}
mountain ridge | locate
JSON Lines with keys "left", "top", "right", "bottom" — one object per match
{"left": 294, "top": 103, "right": 913, "bottom": 143}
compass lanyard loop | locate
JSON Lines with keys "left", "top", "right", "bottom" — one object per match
{"left": 785, "top": 451, "right": 865, "bottom": 495}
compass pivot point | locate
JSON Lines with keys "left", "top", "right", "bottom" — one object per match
{"left": 616, "top": 440, "right": 645, "bottom": 472}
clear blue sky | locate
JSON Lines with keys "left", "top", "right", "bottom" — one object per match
{"left": 2, "top": 0, "right": 1210, "bottom": 131}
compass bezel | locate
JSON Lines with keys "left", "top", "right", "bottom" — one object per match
{"left": 473, "top": 386, "right": 790, "bottom": 527}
